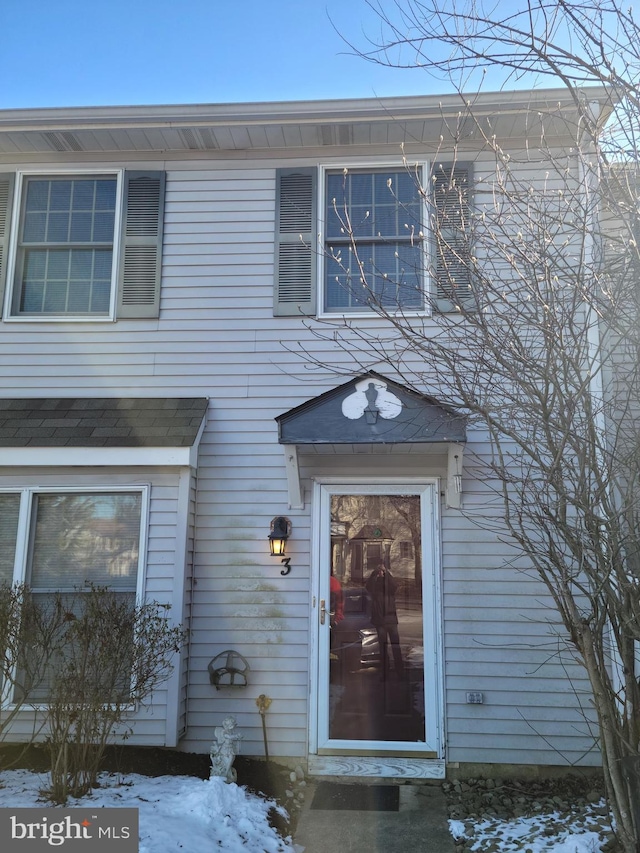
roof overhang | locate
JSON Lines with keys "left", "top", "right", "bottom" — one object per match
{"left": 276, "top": 374, "right": 467, "bottom": 509}
{"left": 0, "top": 87, "right": 615, "bottom": 157}
{"left": 0, "top": 397, "right": 208, "bottom": 468}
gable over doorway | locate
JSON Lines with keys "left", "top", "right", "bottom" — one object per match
{"left": 276, "top": 374, "right": 466, "bottom": 778}
{"left": 276, "top": 373, "right": 467, "bottom": 512}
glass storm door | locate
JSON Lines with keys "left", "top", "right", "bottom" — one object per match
{"left": 315, "top": 484, "right": 442, "bottom": 757}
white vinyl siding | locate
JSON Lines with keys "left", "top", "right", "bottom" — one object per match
{"left": 441, "top": 477, "right": 598, "bottom": 766}
{"left": 0, "top": 154, "right": 601, "bottom": 767}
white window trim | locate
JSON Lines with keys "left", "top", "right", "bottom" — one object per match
{"left": 317, "top": 159, "right": 432, "bottom": 320}
{"left": 3, "top": 169, "right": 124, "bottom": 323}
{"left": 0, "top": 484, "right": 149, "bottom": 711}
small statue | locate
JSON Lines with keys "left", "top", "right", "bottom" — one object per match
{"left": 209, "top": 715, "right": 242, "bottom": 783}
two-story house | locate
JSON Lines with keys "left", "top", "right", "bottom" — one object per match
{"left": 0, "top": 88, "right": 613, "bottom": 779}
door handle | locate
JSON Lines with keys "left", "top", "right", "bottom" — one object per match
{"left": 319, "top": 599, "right": 334, "bottom": 625}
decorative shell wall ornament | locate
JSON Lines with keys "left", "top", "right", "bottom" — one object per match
{"left": 341, "top": 378, "right": 403, "bottom": 423}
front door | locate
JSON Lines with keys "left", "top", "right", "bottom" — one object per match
{"left": 315, "top": 483, "right": 442, "bottom": 758}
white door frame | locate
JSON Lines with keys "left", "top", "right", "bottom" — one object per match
{"left": 309, "top": 478, "right": 444, "bottom": 762}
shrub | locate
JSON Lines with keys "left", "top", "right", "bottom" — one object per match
{"left": 0, "top": 584, "right": 69, "bottom": 766}
{"left": 41, "top": 587, "right": 186, "bottom": 802}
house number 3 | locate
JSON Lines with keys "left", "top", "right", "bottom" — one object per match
{"left": 280, "top": 558, "right": 292, "bottom": 576}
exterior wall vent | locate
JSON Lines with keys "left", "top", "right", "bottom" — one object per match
{"left": 43, "top": 132, "right": 67, "bottom": 152}
{"left": 180, "top": 128, "right": 200, "bottom": 150}
{"left": 198, "top": 128, "right": 219, "bottom": 149}
{"left": 321, "top": 125, "right": 334, "bottom": 146}
{"left": 42, "top": 131, "right": 83, "bottom": 152}
{"left": 61, "top": 132, "right": 83, "bottom": 152}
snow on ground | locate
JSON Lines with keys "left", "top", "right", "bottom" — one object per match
{"left": 0, "top": 767, "right": 619, "bottom": 853}
{"left": 0, "top": 769, "right": 293, "bottom": 853}
{"left": 449, "top": 801, "right": 616, "bottom": 852}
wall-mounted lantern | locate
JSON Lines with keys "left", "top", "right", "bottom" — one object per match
{"left": 269, "top": 516, "right": 291, "bottom": 556}
{"left": 269, "top": 516, "right": 292, "bottom": 574}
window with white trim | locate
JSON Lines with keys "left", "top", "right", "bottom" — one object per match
{"left": 273, "top": 163, "right": 472, "bottom": 317}
{"left": 0, "top": 488, "right": 146, "bottom": 701}
{"left": 0, "top": 171, "right": 165, "bottom": 321}
{"left": 14, "top": 176, "right": 117, "bottom": 315}
{"left": 324, "top": 167, "right": 425, "bottom": 312}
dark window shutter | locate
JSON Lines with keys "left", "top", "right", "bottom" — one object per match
{"left": 117, "top": 170, "right": 165, "bottom": 319}
{"left": 274, "top": 168, "right": 317, "bottom": 316}
{"left": 0, "top": 173, "right": 15, "bottom": 315}
{"left": 433, "top": 164, "right": 472, "bottom": 312}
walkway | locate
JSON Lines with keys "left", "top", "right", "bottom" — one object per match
{"left": 293, "top": 781, "right": 455, "bottom": 853}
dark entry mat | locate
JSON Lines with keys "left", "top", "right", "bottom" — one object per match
{"left": 310, "top": 782, "right": 400, "bottom": 811}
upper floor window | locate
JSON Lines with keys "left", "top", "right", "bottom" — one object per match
{"left": 15, "top": 176, "right": 117, "bottom": 316}
{"left": 0, "top": 170, "right": 165, "bottom": 322}
{"left": 324, "top": 169, "right": 425, "bottom": 313}
{"left": 274, "top": 162, "right": 472, "bottom": 318}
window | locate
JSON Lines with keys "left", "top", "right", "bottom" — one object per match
{"left": 274, "top": 163, "right": 472, "bottom": 317}
{"left": 399, "top": 541, "right": 413, "bottom": 560}
{"left": 0, "top": 171, "right": 165, "bottom": 321}
{"left": 0, "top": 488, "right": 146, "bottom": 701}
{"left": 0, "top": 492, "right": 20, "bottom": 584}
{"left": 27, "top": 491, "right": 143, "bottom": 591}
{"left": 1, "top": 488, "right": 144, "bottom": 590}
{"left": 15, "top": 176, "right": 117, "bottom": 315}
{"left": 324, "top": 168, "right": 424, "bottom": 312}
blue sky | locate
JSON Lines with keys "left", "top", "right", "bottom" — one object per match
{"left": 1, "top": 0, "right": 457, "bottom": 109}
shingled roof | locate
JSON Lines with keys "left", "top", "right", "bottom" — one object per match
{"left": 0, "top": 398, "right": 208, "bottom": 448}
